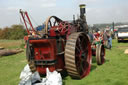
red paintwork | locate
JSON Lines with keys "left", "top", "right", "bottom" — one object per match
{"left": 23, "top": 22, "right": 71, "bottom": 75}
{"left": 29, "top": 39, "right": 65, "bottom": 74}
{"left": 84, "top": 39, "right": 92, "bottom": 77}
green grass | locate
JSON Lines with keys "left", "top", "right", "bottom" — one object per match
{"left": 0, "top": 39, "right": 24, "bottom": 49}
{"left": 0, "top": 40, "right": 27, "bottom": 85}
{"left": 0, "top": 39, "right": 128, "bottom": 85}
{"left": 63, "top": 40, "right": 128, "bottom": 85}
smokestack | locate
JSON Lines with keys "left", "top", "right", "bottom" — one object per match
{"left": 79, "top": 4, "right": 88, "bottom": 34}
{"left": 79, "top": 4, "right": 86, "bottom": 16}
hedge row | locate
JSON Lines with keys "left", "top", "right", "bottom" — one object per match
{"left": 0, "top": 25, "right": 27, "bottom": 40}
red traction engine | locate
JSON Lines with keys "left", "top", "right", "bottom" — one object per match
{"left": 20, "top": 4, "right": 104, "bottom": 79}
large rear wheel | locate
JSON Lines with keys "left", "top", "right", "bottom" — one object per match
{"left": 65, "top": 32, "right": 92, "bottom": 79}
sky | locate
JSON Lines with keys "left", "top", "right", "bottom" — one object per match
{"left": 0, "top": 0, "right": 128, "bottom": 28}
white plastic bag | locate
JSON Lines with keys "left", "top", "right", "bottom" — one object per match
{"left": 34, "top": 68, "right": 62, "bottom": 85}
{"left": 19, "top": 64, "right": 32, "bottom": 85}
{"left": 19, "top": 64, "right": 41, "bottom": 85}
{"left": 45, "top": 68, "right": 62, "bottom": 85}
{"left": 19, "top": 64, "right": 62, "bottom": 85}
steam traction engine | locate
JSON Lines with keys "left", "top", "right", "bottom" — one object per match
{"left": 91, "top": 33, "right": 105, "bottom": 65}
{"left": 20, "top": 4, "right": 105, "bottom": 79}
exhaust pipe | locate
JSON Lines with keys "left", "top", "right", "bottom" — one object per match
{"left": 79, "top": 4, "right": 86, "bottom": 17}
{"left": 79, "top": 4, "right": 88, "bottom": 34}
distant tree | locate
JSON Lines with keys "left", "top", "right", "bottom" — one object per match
{"left": 0, "top": 29, "right": 2, "bottom": 39}
{"left": 0, "top": 27, "right": 11, "bottom": 39}
{"left": 9, "top": 24, "right": 27, "bottom": 40}
{"left": 0, "top": 29, "right": 1, "bottom": 32}
{"left": 0, "top": 24, "right": 27, "bottom": 40}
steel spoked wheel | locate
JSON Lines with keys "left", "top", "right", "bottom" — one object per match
{"left": 96, "top": 44, "right": 105, "bottom": 65}
{"left": 65, "top": 32, "right": 92, "bottom": 79}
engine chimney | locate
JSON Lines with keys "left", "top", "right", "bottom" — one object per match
{"left": 79, "top": 4, "right": 86, "bottom": 16}
{"left": 79, "top": 4, "right": 88, "bottom": 34}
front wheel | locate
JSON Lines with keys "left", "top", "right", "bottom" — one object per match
{"left": 26, "top": 40, "right": 36, "bottom": 73}
{"left": 96, "top": 44, "right": 105, "bottom": 65}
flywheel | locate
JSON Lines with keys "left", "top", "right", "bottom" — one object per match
{"left": 65, "top": 32, "right": 92, "bottom": 79}
{"left": 96, "top": 44, "right": 105, "bottom": 65}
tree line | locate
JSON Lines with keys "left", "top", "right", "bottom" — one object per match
{"left": 0, "top": 24, "right": 27, "bottom": 40}
{"left": 93, "top": 22, "right": 128, "bottom": 29}
{"left": 0, "top": 22, "right": 127, "bottom": 40}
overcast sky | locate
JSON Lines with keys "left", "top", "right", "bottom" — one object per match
{"left": 0, "top": 0, "right": 128, "bottom": 28}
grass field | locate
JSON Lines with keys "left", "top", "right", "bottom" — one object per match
{"left": 0, "top": 39, "right": 128, "bottom": 85}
